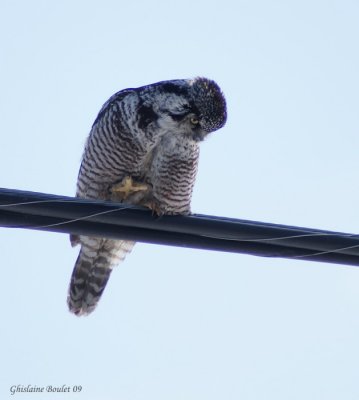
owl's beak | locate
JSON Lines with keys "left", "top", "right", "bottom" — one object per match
{"left": 192, "top": 128, "right": 207, "bottom": 142}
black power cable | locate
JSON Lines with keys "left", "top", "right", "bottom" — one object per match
{"left": 1, "top": 188, "right": 359, "bottom": 266}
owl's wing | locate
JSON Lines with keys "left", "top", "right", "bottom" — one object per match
{"left": 69, "top": 89, "right": 140, "bottom": 316}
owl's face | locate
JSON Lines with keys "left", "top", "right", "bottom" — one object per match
{"left": 140, "top": 77, "right": 227, "bottom": 142}
{"left": 161, "top": 105, "right": 209, "bottom": 142}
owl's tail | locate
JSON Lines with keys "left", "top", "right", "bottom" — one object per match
{"left": 67, "top": 237, "right": 135, "bottom": 316}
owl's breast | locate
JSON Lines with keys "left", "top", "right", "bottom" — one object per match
{"left": 143, "top": 134, "right": 200, "bottom": 214}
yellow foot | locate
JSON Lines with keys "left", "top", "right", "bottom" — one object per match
{"left": 111, "top": 176, "right": 149, "bottom": 200}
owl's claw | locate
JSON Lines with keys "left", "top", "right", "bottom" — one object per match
{"left": 143, "top": 200, "right": 164, "bottom": 217}
{"left": 111, "top": 176, "right": 148, "bottom": 200}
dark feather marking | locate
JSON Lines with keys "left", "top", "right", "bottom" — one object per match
{"left": 138, "top": 104, "right": 158, "bottom": 129}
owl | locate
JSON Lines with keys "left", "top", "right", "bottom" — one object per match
{"left": 68, "top": 77, "right": 227, "bottom": 316}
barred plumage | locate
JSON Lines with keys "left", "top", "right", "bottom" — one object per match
{"left": 67, "top": 77, "right": 227, "bottom": 316}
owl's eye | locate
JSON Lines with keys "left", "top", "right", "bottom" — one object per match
{"left": 190, "top": 116, "right": 199, "bottom": 125}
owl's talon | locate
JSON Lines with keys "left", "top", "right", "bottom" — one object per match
{"left": 111, "top": 176, "right": 148, "bottom": 200}
{"left": 143, "top": 200, "right": 164, "bottom": 217}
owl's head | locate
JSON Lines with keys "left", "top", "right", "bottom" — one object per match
{"left": 142, "top": 77, "right": 227, "bottom": 141}
{"left": 187, "top": 77, "right": 227, "bottom": 133}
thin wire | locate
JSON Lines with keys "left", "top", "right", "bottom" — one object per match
{"left": 4, "top": 204, "right": 133, "bottom": 230}
{"left": 210, "top": 232, "right": 335, "bottom": 242}
{"left": 0, "top": 199, "right": 79, "bottom": 207}
{"left": 290, "top": 243, "right": 359, "bottom": 259}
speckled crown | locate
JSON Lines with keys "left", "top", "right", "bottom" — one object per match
{"left": 189, "top": 77, "right": 227, "bottom": 132}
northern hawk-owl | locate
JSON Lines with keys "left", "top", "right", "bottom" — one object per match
{"left": 68, "top": 77, "right": 227, "bottom": 316}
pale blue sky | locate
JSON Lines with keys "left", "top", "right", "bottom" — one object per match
{"left": 1, "top": 1, "right": 359, "bottom": 399}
